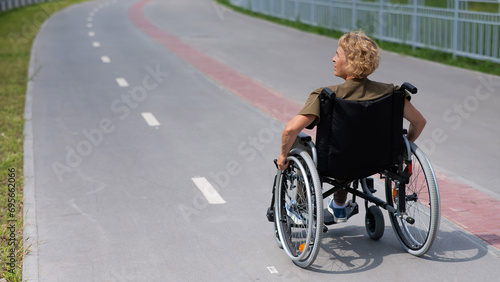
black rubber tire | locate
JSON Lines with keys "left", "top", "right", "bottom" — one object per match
{"left": 365, "top": 205, "right": 385, "bottom": 241}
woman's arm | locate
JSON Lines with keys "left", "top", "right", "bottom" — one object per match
{"left": 277, "top": 114, "right": 317, "bottom": 170}
{"left": 403, "top": 99, "right": 427, "bottom": 143}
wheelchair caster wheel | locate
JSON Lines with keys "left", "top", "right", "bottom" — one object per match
{"left": 365, "top": 205, "right": 384, "bottom": 241}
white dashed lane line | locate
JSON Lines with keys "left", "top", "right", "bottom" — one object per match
{"left": 191, "top": 177, "right": 226, "bottom": 204}
{"left": 115, "top": 78, "right": 129, "bottom": 87}
{"left": 141, "top": 112, "right": 161, "bottom": 127}
{"left": 89, "top": 1, "right": 161, "bottom": 133}
{"left": 267, "top": 266, "right": 279, "bottom": 274}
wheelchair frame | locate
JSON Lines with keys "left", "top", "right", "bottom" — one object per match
{"left": 267, "top": 84, "right": 441, "bottom": 268}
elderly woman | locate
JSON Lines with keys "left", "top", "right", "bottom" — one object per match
{"left": 276, "top": 31, "right": 426, "bottom": 223}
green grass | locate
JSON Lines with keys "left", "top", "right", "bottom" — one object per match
{"left": 0, "top": 1, "right": 90, "bottom": 281}
{"left": 425, "top": 0, "right": 449, "bottom": 8}
{"left": 217, "top": 0, "right": 500, "bottom": 76}
{"left": 425, "top": 0, "right": 499, "bottom": 12}
{"left": 469, "top": 2, "right": 499, "bottom": 12}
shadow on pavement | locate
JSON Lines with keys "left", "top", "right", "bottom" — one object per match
{"left": 422, "top": 230, "right": 490, "bottom": 263}
{"left": 307, "top": 225, "right": 489, "bottom": 274}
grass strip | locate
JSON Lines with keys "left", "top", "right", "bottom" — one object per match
{"left": 216, "top": 0, "right": 500, "bottom": 76}
{"left": 0, "top": 1, "right": 89, "bottom": 281}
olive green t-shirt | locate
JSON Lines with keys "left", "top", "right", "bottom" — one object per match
{"left": 298, "top": 78, "right": 403, "bottom": 129}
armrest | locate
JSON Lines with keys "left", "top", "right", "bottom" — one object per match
{"left": 298, "top": 132, "right": 312, "bottom": 142}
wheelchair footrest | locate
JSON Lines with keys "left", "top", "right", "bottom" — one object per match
{"left": 323, "top": 201, "right": 359, "bottom": 226}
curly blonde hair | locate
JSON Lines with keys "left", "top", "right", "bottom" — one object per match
{"left": 338, "top": 31, "right": 380, "bottom": 79}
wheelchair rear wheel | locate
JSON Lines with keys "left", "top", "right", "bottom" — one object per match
{"left": 385, "top": 142, "right": 440, "bottom": 256}
{"left": 275, "top": 149, "right": 323, "bottom": 268}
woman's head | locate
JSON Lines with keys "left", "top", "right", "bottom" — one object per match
{"left": 333, "top": 31, "right": 380, "bottom": 80}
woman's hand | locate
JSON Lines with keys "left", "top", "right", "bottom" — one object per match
{"left": 277, "top": 154, "right": 289, "bottom": 170}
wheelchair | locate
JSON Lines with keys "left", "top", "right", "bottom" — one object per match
{"left": 266, "top": 83, "right": 441, "bottom": 268}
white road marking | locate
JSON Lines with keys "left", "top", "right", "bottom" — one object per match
{"left": 191, "top": 177, "right": 226, "bottom": 204}
{"left": 267, "top": 266, "right": 278, "bottom": 274}
{"left": 87, "top": 17, "right": 93, "bottom": 22}
{"left": 141, "top": 112, "right": 161, "bottom": 127}
{"left": 87, "top": 23, "right": 93, "bottom": 28}
{"left": 90, "top": 12, "right": 94, "bottom": 17}
{"left": 88, "top": 31, "right": 95, "bottom": 37}
{"left": 115, "top": 78, "right": 129, "bottom": 87}
{"left": 92, "top": 41, "right": 100, "bottom": 47}
{"left": 101, "top": 56, "right": 111, "bottom": 63}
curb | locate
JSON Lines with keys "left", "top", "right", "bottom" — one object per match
{"left": 22, "top": 16, "right": 48, "bottom": 282}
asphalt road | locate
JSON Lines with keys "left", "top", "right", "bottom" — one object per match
{"left": 23, "top": 0, "right": 500, "bottom": 281}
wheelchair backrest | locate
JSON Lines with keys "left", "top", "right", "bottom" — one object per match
{"left": 316, "top": 87, "right": 406, "bottom": 180}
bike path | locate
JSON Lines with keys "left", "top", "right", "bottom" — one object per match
{"left": 24, "top": 0, "right": 500, "bottom": 281}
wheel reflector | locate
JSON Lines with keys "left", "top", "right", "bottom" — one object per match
{"left": 299, "top": 243, "right": 305, "bottom": 253}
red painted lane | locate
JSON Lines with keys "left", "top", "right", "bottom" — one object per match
{"left": 129, "top": 0, "right": 500, "bottom": 250}
{"left": 437, "top": 172, "right": 500, "bottom": 248}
